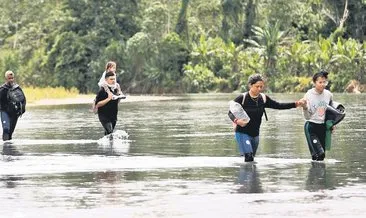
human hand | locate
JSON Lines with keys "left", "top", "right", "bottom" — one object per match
{"left": 236, "top": 119, "right": 249, "bottom": 127}
{"left": 295, "top": 98, "right": 307, "bottom": 108}
{"left": 107, "top": 92, "right": 113, "bottom": 100}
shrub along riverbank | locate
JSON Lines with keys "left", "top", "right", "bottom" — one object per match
{"left": 1, "top": 1, "right": 365, "bottom": 94}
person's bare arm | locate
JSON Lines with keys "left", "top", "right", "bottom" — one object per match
{"left": 96, "top": 92, "right": 113, "bottom": 108}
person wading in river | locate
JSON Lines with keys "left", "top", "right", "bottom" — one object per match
{"left": 0, "top": 71, "right": 26, "bottom": 141}
{"left": 228, "top": 74, "right": 305, "bottom": 162}
{"left": 94, "top": 71, "right": 120, "bottom": 136}
{"left": 302, "top": 71, "right": 338, "bottom": 161}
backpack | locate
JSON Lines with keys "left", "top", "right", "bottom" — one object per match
{"left": 242, "top": 92, "right": 268, "bottom": 121}
{"left": 6, "top": 85, "right": 26, "bottom": 117}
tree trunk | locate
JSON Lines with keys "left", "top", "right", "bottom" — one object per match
{"left": 243, "top": 0, "right": 256, "bottom": 40}
{"left": 175, "top": 0, "right": 189, "bottom": 41}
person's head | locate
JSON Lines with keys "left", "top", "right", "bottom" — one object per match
{"left": 105, "top": 71, "right": 116, "bottom": 85}
{"left": 4, "top": 71, "right": 15, "bottom": 85}
{"left": 105, "top": 61, "right": 116, "bottom": 73}
{"left": 312, "top": 70, "right": 328, "bottom": 93}
{"left": 248, "top": 74, "right": 265, "bottom": 96}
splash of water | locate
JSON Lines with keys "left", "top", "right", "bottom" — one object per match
{"left": 96, "top": 130, "right": 130, "bottom": 155}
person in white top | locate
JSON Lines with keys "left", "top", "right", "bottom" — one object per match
{"left": 98, "top": 61, "right": 123, "bottom": 96}
{"left": 302, "top": 70, "right": 333, "bottom": 161}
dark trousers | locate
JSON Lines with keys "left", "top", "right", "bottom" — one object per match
{"left": 100, "top": 120, "right": 117, "bottom": 135}
{"left": 1, "top": 111, "right": 18, "bottom": 141}
{"left": 304, "top": 121, "right": 326, "bottom": 161}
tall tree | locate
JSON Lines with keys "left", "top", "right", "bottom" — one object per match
{"left": 245, "top": 22, "right": 287, "bottom": 84}
{"left": 175, "top": 0, "right": 189, "bottom": 41}
{"left": 45, "top": 0, "right": 140, "bottom": 93}
{"left": 221, "top": 0, "right": 243, "bottom": 43}
{"left": 243, "top": 0, "right": 257, "bottom": 40}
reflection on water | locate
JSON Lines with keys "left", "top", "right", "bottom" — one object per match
{"left": 0, "top": 93, "right": 365, "bottom": 217}
{"left": 237, "top": 164, "right": 262, "bottom": 193}
{"left": 2, "top": 142, "right": 23, "bottom": 162}
{"left": 306, "top": 162, "right": 328, "bottom": 192}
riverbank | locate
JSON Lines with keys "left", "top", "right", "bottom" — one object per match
{"left": 28, "top": 94, "right": 181, "bottom": 106}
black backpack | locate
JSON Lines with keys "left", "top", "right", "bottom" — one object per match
{"left": 6, "top": 85, "right": 26, "bottom": 117}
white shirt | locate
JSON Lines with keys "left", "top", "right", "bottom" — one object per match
{"left": 303, "top": 88, "right": 333, "bottom": 124}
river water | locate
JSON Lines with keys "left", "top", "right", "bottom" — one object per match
{"left": 0, "top": 93, "right": 365, "bottom": 218}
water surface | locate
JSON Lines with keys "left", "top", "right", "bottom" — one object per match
{"left": 1, "top": 93, "right": 365, "bottom": 218}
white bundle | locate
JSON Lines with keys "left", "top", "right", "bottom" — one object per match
{"left": 229, "top": 100, "right": 250, "bottom": 122}
{"left": 112, "top": 94, "right": 126, "bottom": 100}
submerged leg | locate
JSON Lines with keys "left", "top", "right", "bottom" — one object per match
{"left": 304, "top": 122, "right": 325, "bottom": 161}
{"left": 1, "top": 112, "right": 11, "bottom": 141}
{"left": 111, "top": 120, "right": 117, "bottom": 132}
{"left": 235, "top": 132, "right": 253, "bottom": 154}
{"left": 251, "top": 136, "right": 260, "bottom": 156}
{"left": 244, "top": 153, "right": 254, "bottom": 162}
{"left": 101, "top": 121, "right": 114, "bottom": 135}
{"left": 235, "top": 132, "right": 255, "bottom": 162}
{"left": 244, "top": 136, "right": 258, "bottom": 162}
{"left": 309, "top": 135, "right": 325, "bottom": 161}
{"left": 9, "top": 116, "right": 18, "bottom": 140}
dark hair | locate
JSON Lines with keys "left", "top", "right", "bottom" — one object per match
{"left": 312, "top": 70, "right": 328, "bottom": 83}
{"left": 248, "top": 74, "right": 264, "bottom": 85}
{"left": 105, "top": 71, "right": 115, "bottom": 79}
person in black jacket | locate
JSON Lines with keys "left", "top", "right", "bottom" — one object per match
{"left": 0, "top": 71, "right": 26, "bottom": 141}
{"left": 228, "top": 74, "right": 305, "bottom": 162}
{"left": 95, "top": 71, "right": 121, "bottom": 136}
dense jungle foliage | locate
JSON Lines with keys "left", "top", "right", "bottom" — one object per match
{"left": 0, "top": 0, "right": 365, "bottom": 93}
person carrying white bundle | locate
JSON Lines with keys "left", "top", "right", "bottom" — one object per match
{"left": 95, "top": 72, "right": 121, "bottom": 136}
{"left": 92, "top": 61, "right": 125, "bottom": 113}
{"left": 229, "top": 100, "right": 250, "bottom": 129}
{"left": 228, "top": 74, "right": 305, "bottom": 162}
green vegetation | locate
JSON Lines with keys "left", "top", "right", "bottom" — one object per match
{"left": 0, "top": 0, "right": 365, "bottom": 94}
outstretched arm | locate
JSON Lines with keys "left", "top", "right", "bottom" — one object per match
{"left": 265, "top": 95, "right": 297, "bottom": 109}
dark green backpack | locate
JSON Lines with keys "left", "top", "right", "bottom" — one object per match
{"left": 6, "top": 85, "right": 26, "bottom": 117}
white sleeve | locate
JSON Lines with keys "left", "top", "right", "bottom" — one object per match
{"left": 98, "top": 71, "right": 106, "bottom": 87}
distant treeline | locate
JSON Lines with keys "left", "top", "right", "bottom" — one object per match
{"left": 0, "top": 0, "right": 365, "bottom": 93}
